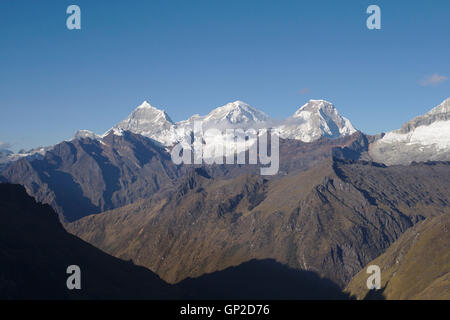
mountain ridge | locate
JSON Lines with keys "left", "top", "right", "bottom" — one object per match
{"left": 67, "top": 158, "right": 450, "bottom": 286}
{"left": 370, "top": 97, "right": 450, "bottom": 165}
{"left": 1, "top": 131, "right": 186, "bottom": 222}
{"left": 0, "top": 131, "right": 371, "bottom": 222}
{"left": 3, "top": 97, "right": 448, "bottom": 167}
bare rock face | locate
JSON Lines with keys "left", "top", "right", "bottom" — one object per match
{"left": 67, "top": 159, "right": 450, "bottom": 287}
{"left": 370, "top": 98, "right": 450, "bottom": 165}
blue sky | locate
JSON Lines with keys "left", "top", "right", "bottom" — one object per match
{"left": 0, "top": 0, "right": 449, "bottom": 151}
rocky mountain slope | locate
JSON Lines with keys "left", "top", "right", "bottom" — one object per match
{"left": 0, "top": 146, "right": 47, "bottom": 171}
{"left": 0, "top": 129, "right": 369, "bottom": 222}
{"left": 345, "top": 213, "right": 450, "bottom": 299}
{"left": 67, "top": 160, "right": 450, "bottom": 287}
{"left": 0, "top": 148, "right": 13, "bottom": 171}
{"left": 370, "top": 98, "right": 450, "bottom": 165}
{"left": 1, "top": 131, "right": 185, "bottom": 222}
{"left": 0, "top": 96, "right": 364, "bottom": 221}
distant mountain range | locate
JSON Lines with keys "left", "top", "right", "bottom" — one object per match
{"left": 1, "top": 126, "right": 375, "bottom": 223}
{"left": 2, "top": 98, "right": 449, "bottom": 221}
{"left": 1, "top": 97, "right": 449, "bottom": 300}
{"left": 1, "top": 99, "right": 357, "bottom": 169}
{"left": 103, "top": 99, "right": 356, "bottom": 146}
{"left": 2, "top": 98, "right": 448, "bottom": 168}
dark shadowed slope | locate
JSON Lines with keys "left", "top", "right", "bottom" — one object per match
{"left": 0, "top": 183, "right": 172, "bottom": 299}
{"left": 0, "top": 183, "right": 350, "bottom": 299}
{"left": 177, "top": 259, "right": 351, "bottom": 299}
{"left": 345, "top": 213, "right": 450, "bottom": 300}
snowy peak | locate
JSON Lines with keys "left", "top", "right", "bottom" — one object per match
{"left": 128, "top": 100, "right": 174, "bottom": 125}
{"left": 398, "top": 97, "right": 450, "bottom": 134}
{"left": 425, "top": 97, "right": 450, "bottom": 116}
{"left": 293, "top": 99, "right": 337, "bottom": 117}
{"left": 201, "top": 101, "right": 270, "bottom": 125}
{"left": 279, "top": 99, "right": 356, "bottom": 142}
{"left": 137, "top": 100, "right": 151, "bottom": 109}
{"left": 72, "top": 130, "right": 99, "bottom": 141}
{"left": 99, "top": 98, "right": 358, "bottom": 146}
{"left": 104, "top": 100, "right": 176, "bottom": 145}
{"left": 370, "top": 98, "right": 450, "bottom": 165}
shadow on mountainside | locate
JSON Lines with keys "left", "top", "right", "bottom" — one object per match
{"left": 38, "top": 168, "right": 100, "bottom": 222}
{"left": 177, "top": 259, "right": 352, "bottom": 300}
{"left": 0, "top": 183, "right": 352, "bottom": 300}
{"left": 0, "top": 183, "right": 173, "bottom": 299}
{"left": 363, "top": 285, "right": 387, "bottom": 300}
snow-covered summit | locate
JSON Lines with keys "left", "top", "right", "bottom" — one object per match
{"left": 396, "top": 97, "right": 450, "bottom": 134}
{"left": 72, "top": 130, "right": 100, "bottom": 141}
{"left": 203, "top": 100, "right": 270, "bottom": 125}
{"left": 292, "top": 99, "right": 334, "bottom": 117}
{"left": 277, "top": 99, "right": 356, "bottom": 142}
{"left": 116, "top": 100, "right": 174, "bottom": 128}
{"left": 99, "top": 99, "right": 358, "bottom": 146}
{"left": 104, "top": 100, "right": 177, "bottom": 145}
{"left": 370, "top": 98, "right": 450, "bottom": 165}
{"left": 428, "top": 97, "right": 450, "bottom": 114}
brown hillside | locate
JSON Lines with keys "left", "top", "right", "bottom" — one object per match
{"left": 345, "top": 213, "right": 450, "bottom": 300}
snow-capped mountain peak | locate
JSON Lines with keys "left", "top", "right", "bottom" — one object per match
{"left": 426, "top": 97, "right": 450, "bottom": 116}
{"left": 396, "top": 97, "right": 450, "bottom": 134}
{"left": 72, "top": 130, "right": 99, "bottom": 141}
{"left": 201, "top": 100, "right": 270, "bottom": 126}
{"left": 131, "top": 100, "right": 174, "bottom": 124}
{"left": 293, "top": 99, "right": 336, "bottom": 117}
{"left": 370, "top": 98, "right": 450, "bottom": 165}
{"left": 103, "top": 100, "right": 176, "bottom": 145}
{"left": 279, "top": 99, "right": 356, "bottom": 142}
{"left": 137, "top": 100, "right": 151, "bottom": 109}
{"left": 92, "top": 98, "right": 359, "bottom": 148}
